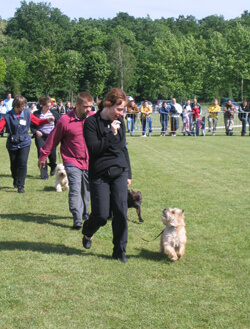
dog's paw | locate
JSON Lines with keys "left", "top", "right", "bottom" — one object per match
{"left": 55, "top": 185, "right": 62, "bottom": 192}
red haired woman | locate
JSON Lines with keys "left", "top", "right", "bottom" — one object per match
{"left": 82, "top": 88, "right": 132, "bottom": 262}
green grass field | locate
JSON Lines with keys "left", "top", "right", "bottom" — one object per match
{"left": 0, "top": 134, "right": 249, "bottom": 329}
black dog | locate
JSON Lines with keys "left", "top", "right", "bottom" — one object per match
{"left": 127, "top": 189, "right": 144, "bottom": 222}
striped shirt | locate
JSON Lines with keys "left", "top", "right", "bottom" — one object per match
{"left": 38, "top": 110, "right": 55, "bottom": 134}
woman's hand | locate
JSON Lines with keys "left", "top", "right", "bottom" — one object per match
{"left": 48, "top": 117, "right": 55, "bottom": 122}
{"left": 127, "top": 179, "right": 132, "bottom": 187}
{"left": 36, "top": 131, "right": 43, "bottom": 137}
{"left": 111, "top": 120, "right": 121, "bottom": 135}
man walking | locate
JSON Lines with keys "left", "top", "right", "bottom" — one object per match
{"left": 38, "top": 92, "right": 95, "bottom": 229}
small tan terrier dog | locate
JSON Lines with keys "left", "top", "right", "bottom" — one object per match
{"left": 160, "top": 208, "right": 187, "bottom": 261}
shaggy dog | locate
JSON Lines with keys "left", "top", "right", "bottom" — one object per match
{"left": 55, "top": 164, "right": 69, "bottom": 192}
{"left": 127, "top": 189, "right": 143, "bottom": 222}
{"left": 160, "top": 208, "right": 187, "bottom": 261}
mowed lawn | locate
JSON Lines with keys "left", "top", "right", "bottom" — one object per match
{"left": 0, "top": 133, "right": 249, "bottom": 329}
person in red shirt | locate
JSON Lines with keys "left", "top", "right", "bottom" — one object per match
{"left": 191, "top": 104, "right": 205, "bottom": 136}
{"left": 0, "top": 95, "right": 54, "bottom": 193}
{"left": 38, "top": 92, "right": 94, "bottom": 230}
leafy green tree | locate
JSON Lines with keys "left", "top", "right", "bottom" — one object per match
{"left": 0, "top": 56, "right": 6, "bottom": 83}
{"left": 83, "top": 51, "right": 110, "bottom": 98}
{"left": 29, "top": 49, "right": 59, "bottom": 96}
{"left": 7, "top": 1, "right": 71, "bottom": 52}
{"left": 58, "top": 50, "right": 84, "bottom": 102}
{"left": 226, "top": 23, "right": 250, "bottom": 100}
{"left": 7, "top": 58, "right": 26, "bottom": 95}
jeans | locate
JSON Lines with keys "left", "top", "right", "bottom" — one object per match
{"left": 65, "top": 166, "right": 90, "bottom": 227}
{"left": 240, "top": 117, "right": 247, "bottom": 134}
{"left": 160, "top": 115, "right": 168, "bottom": 134}
{"left": 142, "top": 117, "right": 152, "bottom": 135}
{"left": 127, "top": 117, "right": 135, "bottom": 135}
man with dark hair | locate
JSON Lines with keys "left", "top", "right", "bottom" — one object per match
{"left": 38, "top": 92, "right": 95, "bottom": 229}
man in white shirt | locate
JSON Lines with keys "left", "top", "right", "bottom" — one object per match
{"left": 169, "top": 98, "right": 182, "bottom": 136}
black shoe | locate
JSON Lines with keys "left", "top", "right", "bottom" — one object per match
{"left": 50, "top": 168, "right": 56, "bottom": 176}
{"left": 82, "top": 213, "right": 89, "bottom": 221}
{"left": 112, "top": 256, "right": 128, "bottom": 262}
{"left": 82, "top": 236, "right": 92, "bottom": 249}
{"left": 18, "top": 187, "right": 25, "bottom": 193}
{"left": 72, "top": 225, "right": 81, "bottom": 230}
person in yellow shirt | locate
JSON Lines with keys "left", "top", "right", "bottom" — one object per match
{"left": 140, "top": 100, "right": 152, "bottom": 137}
{"left": 208, "top": 99, "right": 221, "bottom": 135}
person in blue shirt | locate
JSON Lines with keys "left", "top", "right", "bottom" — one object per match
{"left": 4, "top": 92, "right": 14, "bottom": 113}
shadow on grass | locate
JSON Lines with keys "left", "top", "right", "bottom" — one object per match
{"left": 0, "top": 240, "right": 83, "bottom": 255}
{"left": 131, "top": 247, "right": 172, "bottom": 262}
{"left": 0, "top": 212, "right": 71, "bottom": 229}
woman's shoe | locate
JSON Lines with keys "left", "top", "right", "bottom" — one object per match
{"left": 82, "top": 236, "right": 92, "bottom": 249}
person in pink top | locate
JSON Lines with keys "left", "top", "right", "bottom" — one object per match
{"left": 38, "top": 92, "right": 94, "bottom": 230}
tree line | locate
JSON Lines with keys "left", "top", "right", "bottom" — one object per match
{"left": 0, "top": 1, "right": 250, "bottom": 104}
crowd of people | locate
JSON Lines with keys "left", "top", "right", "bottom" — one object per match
{"left": 0, "top": 89, "right": 131, "bottom": 262}
{"left": 1, "top": 91, "right": 249, "bottom": 262}
{"left": 124, "top": 97, "right": 250, "bottom": 137}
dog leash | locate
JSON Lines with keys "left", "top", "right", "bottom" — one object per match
{"left": 128, "top": 219, "right": 164, "bottom": 242}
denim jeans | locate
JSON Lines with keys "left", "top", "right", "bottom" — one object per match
{"left": 127, "top": 117, "right": 135, "bottom": 135}
{"left": 142, "top": 117, "right": 152, "bottom": 135}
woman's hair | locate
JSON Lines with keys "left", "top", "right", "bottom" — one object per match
{"left": 76, "top": 92, "right": 93, "bottom": 105}
{"left": 13, "top": 96, "right": 27, "bottom": 108}
{"left": 39, "top": 96, "right": 51, "bottom": 106}
{"left": 98, "top": 88, "right": 128, "bottom": 111}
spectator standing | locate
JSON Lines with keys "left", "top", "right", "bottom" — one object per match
{"left": 4, "top": 92, "right": 14, "bottom": 113}
{"left": 238, "top": 100, "right": 250, "bottom": 136}
{"left": 0, "top": 99, "right": 7, "bottom": 136}
{"left": 223, "top": 99, "right": 235, "bottom": 136}
{"left": 169, "top": 98, "right": 182, "bottom": 136}
{"left": 208, "top": 99, "right": 221, "bottom": 136}
{"left": 65, "top": 101, "right": 72, "bottom": 113}
{"left": 181, "top": 108, "right": 189, "bottom": 135}
{"left": 191, "top": 104, "right": 205, "bottom": 136}
{"left": 81, "top": 88, "right": 131, "bottom": 262}
{"left": 159, "top": 101, "right": 170, "bottom": 136}
{"left": 31, "top": 97, "right": 60, "bottom": 179}
{"left": 57, "top": 99, "right": 65, "bottom": 116}
{"left": 126, "top": 99, "right": 139, "bottom": 136}
{"left": 140, "top": 100, "right": 152, "bottom": 137}
{"left": 29, "top": 102, "right": 37, "bottom": 113}
{"left": 182, "top": 99, "right": 192, "bottom": 133}
{"left": 38, "top": 92, "right": 95, "bottom": 229}
{"left": 191, "top": 98, "right": 202, "bottom": 113}
{"left": 0, "top": 96, "right": 54, "bottom": 193}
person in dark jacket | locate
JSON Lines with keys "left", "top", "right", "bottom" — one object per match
{"left": 159, "top": 101, "right": 170, "bottom": 136}
{"left": 238, "top": 100, "right": 250, "bottom": 136}
{"left": 30, "top": 96, "right": 60, "bottom": 179}
{"left": 0, "top": 95, "right": 54, "bottom": 193}
{"left": 82, "top": 88, "right": 132, "bottom": 262}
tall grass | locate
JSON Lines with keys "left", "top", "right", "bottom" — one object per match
{"left": 0, "top": 134, "right": 249, "bottom": 328}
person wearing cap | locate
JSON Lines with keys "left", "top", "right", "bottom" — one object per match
{"left": 126, "top": 99, "right": 139, "bottom": 136}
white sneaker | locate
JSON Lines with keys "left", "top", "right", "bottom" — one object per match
{"left": 140, "top": 135, "right": 147, "bottom": 137}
